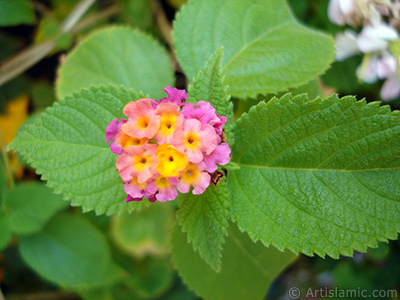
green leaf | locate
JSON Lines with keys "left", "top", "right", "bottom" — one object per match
{"left": 0, "top": 211, "right": 11, "bottom": 250}
{"left": 229, "top": 93, "right": 400, "bottom": 258}
{"left": 57, "top": 26, "right": 174, "bottom": 100}
{"left": 3, "top": 182, "right": 68, "bottom": 235}
{"left": 124, "top": 257, "right": 174, "bottom": 299}
{"left": 118, "top": 0, "right": 152, "bottom": 29}
{"left": 173, "top": 0, "right": 335, "bottom": 99}
{"left": 177, "top": 179, "right": 229, "bottom": 272}
{"left": 111, "top": 202, "right": 174, "bottom": 258}
{"left": 171, "top": 222, "right": 297, "bottom": 300}
{"left": 9, "top": 85, "right": 149, "bottom": 215}
{"left": 0, "top": 0, "right": 35, "bottom": 27}
{"left": 20, "top": 213, "right": 123, "bottom": 289}
{"left": 188, "top": 48, "right": 235, "bottom": 144}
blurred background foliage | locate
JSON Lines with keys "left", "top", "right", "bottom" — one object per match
{"left": 0, "top": 0, "right": 399, "bottom": 299}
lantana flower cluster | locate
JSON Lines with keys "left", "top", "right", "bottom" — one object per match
{"left": 106, "top": 86, "right": 231, "bottom": 203}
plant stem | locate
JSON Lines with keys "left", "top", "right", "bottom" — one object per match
{"left": 389, "top": 40, "right": 400, "bottom": 85}
{"left": 60, "top": 0, "right": 96, "bottom": 33}
{"left": 0, "top": 41, "right": 56, "bottom": 87}
{"left": 0, "top": 285, "right": 5, "bottom": 300}
{"left": 70, "top": 4, "right": 121, "bottom": 34}
{"left": 0, "top": 0, "right": 96, "bottom": 87}
{"left": 0, "top": 129, "right": 14, "bottom": 189}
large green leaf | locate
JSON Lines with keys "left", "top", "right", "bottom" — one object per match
{"left": 173, "top": 0, "right": 335, "bottom": 99}
{"left": 229, "top": 94, "right": 400, "bottom": 258}
{"left": 111, "top": 203, "right": 174, "bottom": 258}
{"left": 171, "top": 222, "right": 297, "bottom": 300}
{"left": 57, "top": 26, "right": 174, "bottom": 100}
{"left": 188, "top": 48, "right": 235, "bottom": 144}
{"left": 0, "top": 0, "right": 35, "bottom": 26}
{"left": 3, "top": 182, "right": 68, "bottom": 235}
{"left": 9, "top": 85, "right": 148, "bottom": 215}
{"left": 177, "top": 179, "right": 229, "bottom": 272}
{"left": 20, "top": 213, "right": 123, "bottom": 289}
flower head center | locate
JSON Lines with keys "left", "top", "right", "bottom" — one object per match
{"left": 156, "top": 144, "right": 188, "bottom": 177}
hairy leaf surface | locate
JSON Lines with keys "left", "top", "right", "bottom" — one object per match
{"left": 173, "top": 0, "right": 335, "bottom": 98}
{"left": 20, "top": 213, "right": 123, "bottom": 288}
{"left": 171, "top": 222, "right": 297, "bottom": 300}
{"left": 10, "top": 85, "right": 148, "bottom": 215}
{"left": 188, "top": 48, "right": 235, "bottom": 144}
{"left": 230, "top": 94, "right": 400, "bottom": 258}
{"left": 57, "top": 26, "right": 174, "bottom": 99}
{"left": 177, "top": 179, "right": 230, "bottom": 272}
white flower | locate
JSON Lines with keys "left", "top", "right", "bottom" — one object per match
{"left": 357, "top": 54, "right": 380, "bottom": 83}
{"left": 328, "top": 0, "right": 357, "bottom": 25}
{"left": 381, "top": 75, "right": 400, "bottom": 100}
{"left": 357, "top": 22, "right": 398, "bottom": 53}
{"left": 335, "top": 29, "right": 360, "bottom": 61}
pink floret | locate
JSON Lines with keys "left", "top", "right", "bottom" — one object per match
{"left": 203, "top": 142, "right": 231, "bottom": 173}
{"left": 147, "top": 177, "right": 179, "bottom": 202}
{"left": 125, "top": 195, "right": 142, "bottom": 202}
{"left": 172, "top": 119, "right": 217, "bottom": 163}
{"left": 106, "top": 118, "right": 127, "bottom": 154}
{"left": 153, "top": 86, "right": 188, "bottom": 108}
{"left": 181, "top": 101, "right": 227, "bottom": 135}
{"left": 122, "top": 99, "right": 160, "bottom": 139}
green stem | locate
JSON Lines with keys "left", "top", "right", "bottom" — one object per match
{"left": 389, "top": 40, "right": 400, "bottom": 86}
{"left": 0, "top": 128, "right": 15, "bottom": 189}
{"left": 358, "top": 53, "right": 372, "bottom": 84}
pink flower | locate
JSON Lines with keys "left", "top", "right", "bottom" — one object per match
{"left": 203, "top": 143, "right": 231, "bottom": 173}
{"left": 106, "top": 86, "right": 232, "bottom": 203}
{"left": 122, "top": 98, "right": 160, "bottom": 139}
{"left": 152, "top": 85, "right": 188, "bottom": 108}
{"left": 154, "top": 103, "right": 184, "bottom": 144}
{"left": 147, "top": 175, "right": 179, "bottom": 202}
{"left": 181, "top": 101, "right": 226, "bottom": 135}
{"left": 105, "top": 118, "right": 127, "bottom": 155}
{"left": 116, "top": 144, "right": 158, "bottom": 183}
{"left": 124, "top": 176, "right": 149, "bottom": 198}
{"left": 177, "top": 162, "right": 211, "bottom": 194}
{"left": 172, "top": 119, "right": 217, "bottom": 163}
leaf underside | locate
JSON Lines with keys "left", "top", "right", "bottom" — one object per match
{"left": 229, "top": 93, "right": 400, "bottom": 258}
{"left": 10, "top": 85, "right": 148, "bottom": 215}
